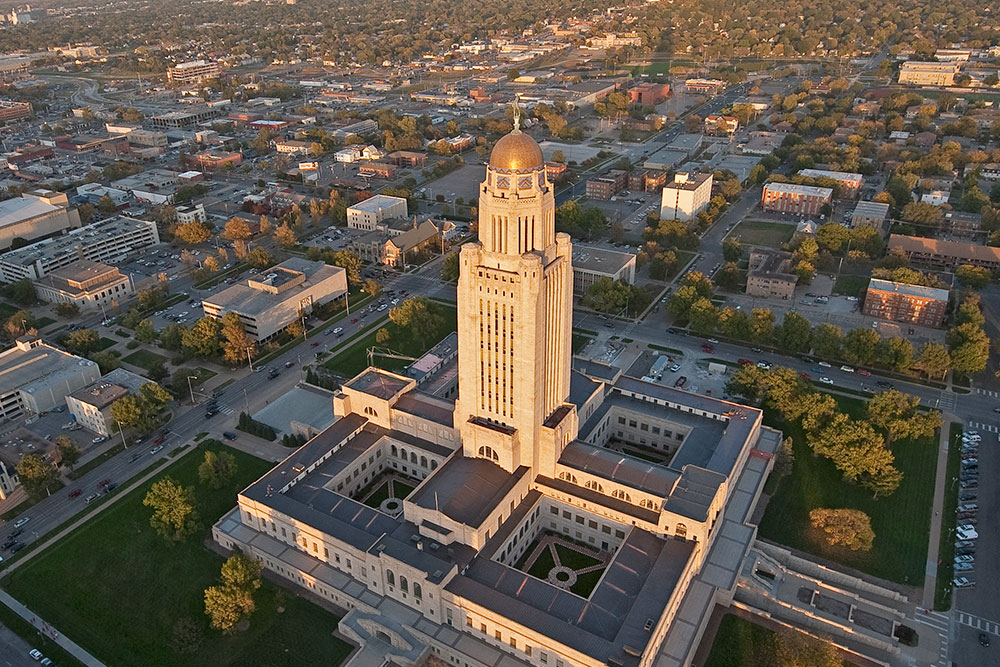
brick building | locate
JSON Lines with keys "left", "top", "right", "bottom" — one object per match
{"left": 863, "top": 278, "right": 949, "bottom": 328}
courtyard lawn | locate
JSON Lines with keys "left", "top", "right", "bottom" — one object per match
{"left": 730, "top": 220, "right": 794, "bottom": 249}
{"left": 95, "top": 336, "right": 118, "bottom": 351}
{"left": 526, "top": 546, "right": 557, "bottom": 580}
{"left": 324, "top": 303, "right": 457, "bottom": 379}
{"left": 704, "top": 614, "right": 775, "bottom": 667}
{"left": 571, "top": 569, "right": 605, "bottom": 597}
{"left": 2, "top": 442, "right": 354, "bottom": 667}
{"left": 554, "top": 543, "right": 601, "bottom": 570}
{"left": 833, "top": 273, "right": 870, "bottom": 297}
{"left": 122, "top": 348, "right": 170, "bottom": 372}
{"left": 758, "top": 395, "right": 938, "bottom": 585}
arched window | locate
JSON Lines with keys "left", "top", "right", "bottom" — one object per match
{"left": 612, "top": 489, "right": 631, "bottom": 503}
{"left": 413, "top": 582, "right": 422, "bottom": 599}
{"left": 585, "top": 480, "right": 604, "bottom": 493}
{"left": 420, "top": 456, "right": 428, "bottom": 468}
{"left": 391, "top": 445, "right": 398, "bottom": 457}
{"left": 400, "top": 576, "right": 409, "bottom": 593}
{"left": 478, "top": 446, "right": 499, "bottom": 461}
{"left": 410, "top": 452, "right": 418, "bottom": 464}
{"left": 400, "top": 448, "right": 407, "bottom": 461}
{"left": 558, "top": 471, "right": 578, "bottom": 484}
{"left": 364, "top": 406, "right": 378, "bottom": 417}
{"left": 386, "top": 570, "right": 395, "bottom": 587}
{"left": 640, "top": 498, "right": 658, "bottom": 510}
{"left": 676, "top": 523, "right": 687, "bottom": 539}
{"left": 431, "top": 460, "right": 438, "bottom": 470}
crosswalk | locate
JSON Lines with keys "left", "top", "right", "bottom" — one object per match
{"left": 218, "top": 405, "right": 235, "bottom": 416}
{"left": 958, "top": 611, "right": 1000, "bottom": 635}
{"left": 939, "top": 392, "right": 956, "bottom": 411}
{"left": 967, "top": 420, "right": 998, "bottom": 433}
{"left": 916, "top": 610, "right": 951, "bottom": 667}
{"left": 976, "top": 388, "right": 999, "bottom": 398}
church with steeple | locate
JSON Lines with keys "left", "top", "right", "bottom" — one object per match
{"left": 213, "top": 112, "right": 782, "bottom": 667}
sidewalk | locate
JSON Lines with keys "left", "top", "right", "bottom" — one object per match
{"left": 0, "top": 590, "right": 105, "bottom": 667}
{"left": 922, "top": 416, "right": 955, "bottom": 609}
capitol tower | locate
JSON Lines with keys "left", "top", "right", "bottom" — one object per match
{"left": 454, "top": 105, "right": 577, "bottom": 478}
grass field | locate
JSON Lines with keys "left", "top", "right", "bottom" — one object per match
{"left": 95, "top": 336, "right": 118, "bottom": 351}
{"left": 324, "top": 303, "right": 457, "bottom": 378}
{"left": 759, "top": 395, "right": 938, "bottom": 585}
{"left": 572, "top": 333, "right": 593, "bottom": 354}
{"left": 730, "top": 220, "right": 795, "bottom": 249}
{"left": 122, "top": 348, "right": 170, "bottom": 372}
{"left": 2, "top": 442, "right": 353, "bottom": 667}
{"left": 704, "top": 614, "right": 774, "bottom": 667}
{"left": 833, "top": 273, "right": 870, "bottom": 297}
{"left": 935, "top": 423, "right": 963, "bottom": 610}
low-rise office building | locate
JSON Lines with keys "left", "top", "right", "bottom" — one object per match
{"left": 746, "top": 249, "right": 798, "bottom": 299}
{"left": 0, "top": 99, "right": 31, "bottom": 123}
{"left": 33, "top": 260, "right": 134, "bottom": 313}
{"left": 796, "top": 169, "right": 863, "bottom": 198}
{"left": 571, "top": 245, "right": 637, "bottom": 296}
{"left": 585, "top": 170, "right": 628, "bottom": 201}
{"left": 898, "top": 61, "right": 960, "bottom": 86}
{"left": 166, "top": 60, "right": 222, "bottom": 86}
{"left": 347, "top": 195, "right": 408, "bottom": 231}
{"left": 863, "top": 278, "right": 949, "bottom": 328}
{"left": 0, "top": 337, "right": 100, "bottom": 424}
{"left": 348, "top": 220, "right": 441, "bottom": 267}
{"left": 0, "top": 216, "right": 160, "bottom": 283}
{"left": 202, "top": 257, "right": 348, "bottom": 341}
{"left": 175, "top": 204, "right": 207, "bottom": 224}
{"left": 888, "top": 234, "right": 1000, "bottom": 270}
{"left": 194, "top": 150, "right": 242, "bottom": 171}
{"left": 704, "top": 115, "right": 738, "bottom": 136}
{"left": 660, "top": 172, "right": 713, "bottom": 221}
{"left": 65, "top": 368, "right": 149, "bottom": 436}
{"left": 761, "top": 183, "right": 833, "bottom": 216}
{"left": 0, "top": 189, "right": 82, "bottom": 251}
{"left": 149, "top": 107, "right": 219, "bottom": 129}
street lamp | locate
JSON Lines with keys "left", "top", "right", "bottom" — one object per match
{"left": 187, "top": 375, "right": 198, "bottom": 404}
{"left": 245, "top": 346, "right": 254, "bottom": 372}
{"left": 117, "top": 420, "right": 128, "bottom": 450}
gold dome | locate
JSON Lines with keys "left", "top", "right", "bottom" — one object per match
{"left": 489, "top": 130, "right": 544, "bottom": 171}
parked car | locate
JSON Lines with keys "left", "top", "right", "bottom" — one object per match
{"left": 674, "top": 376, "right": 687, "bottom": 388}
{"left": 955, "top": 562, "right": 974, "bottom": 571}
{"left": 980, "top": 632, "right": 991, "bottom": 647}
{"left": 818, "top": 361, "right": 832, "bottom": 368}
{"left": 67, "top": 489, "right": 82, "bottom": 499}
{"left": 857, "top": 369, "right": 870, "bottom": 376}
{"left": 223, "top": 431, "right": 238, "bottom": 441}
{"left": 29, "top": 649, "right": 43, "bottom": 661}
{"left": 952, "top": 577, "right": 974, "bottom": 588}
{"left": 669, "top": 363, "right": 681, "bottom": 372}
{"left": 92, "top": 435, "right": 107, "bottom": 444}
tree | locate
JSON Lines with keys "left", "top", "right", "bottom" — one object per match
{"left": 842, "top": 328, "right": 880, "bottom": 365}
{"left": 774, "top": 312, "right": 811, "bottom": 353}
{"left": 948, "top": 325, "right": 990, "bottom": 374}
{"left": 223, "top": 217, "right": 253, "bottom": 257}
{"left": 718, "top": 307, "right": 751, "bottom": 340}
{"left": 92, "top": 350, "right": 120, "bottom": 374}
{"left": 376, "top": 327, "right": 391, "bottom": 344}
{"left": 867, "top": 389, "right": 922, "bottom": 441}
{"left": 246, "top": 247, "right": 273, "bottom": 269}
{"left": 64, "top": 328, "right": 100, "bottom": 356}
{"left": 329, "top": 250, "right": 362, "bottom": 284}
{"left": 175, "top": 221, "right": 213, "bottom": 245}
{"left": 726, "top": 364, "right": 769, "bottom": 402}
{"left": 55, "top": 302, "right": 80, "bottom": 318}
{"left": 713, "top": 262, "right": 741, "bottom": 290}
{"left": 792, "top": 259, "right": 815, "bottom": 284}
{"left": 135, "top": 319, "right": 157, "bottom": 344}
{"left": 15, "top": 453, "right": 60, "bottom": 499}
{"left": 5, "top": 309, "right": 35, "bottom": 339}
{"left": 389, "top": 298, "right": 443, "bottom": 347}
{"left": 955, "top": 264, "right": 992, "bottom": 289}
{"left": 56, "top": 436, "right": 82, "bottom": 470}
{"left": 198, "top": 450, "right": 237, "bottom": 489}
{"left": 441, "top": 252, "right": 460, "bottom": 282}
{"left": 3, "top": 278, "right": 37, "bottom": 306}
{"left": 182, "top": 317, "right": 223, "bottom": 359}
{"left": 688, "top": 297, "right": 719, "bottom": 334}
{"left": 876, "top": 337, "right": 913, "bottom": 372}
{"left": 160, "top": 323, "right": 185, "bottom": 351}
{"left": 815, "top": 222, "right": 849, "bottom": 253}
{"left": 914, "top": 341, "right": 951, "bottom": 379}
{"left": 583, "top": 278, "right": 632, "bottom": 314}
{"left": 143, "top": 477, "right": 199, "bottom": 541}
{"left": 362, "top": 278, "right": 379, "bottom": 298}
{"left": 809, "top": 508, "right": 875, "bottom": 551}
{"left": 273, "top": 223, "right": 296, "bottom": 248}
{"left": 220, "top": 313, "right": 254, "bottom": 365}
{"left": 204, "top": 551, "right": 262, "bottom": 634}
{"left": 146, "top": 358, "right": 169, "bottom": 383}
{"left": 748, "top": 308, "right": 774, "bottom": 344}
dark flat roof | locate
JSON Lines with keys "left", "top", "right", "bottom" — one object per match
{"left": 408, "top": 454, "right": 528, "bottom": 527}
{"left": 346, "top": 369, "right": 411, "bottom": 399}
{"left": 559, "top": 441, "right": 679, "bottom": 497}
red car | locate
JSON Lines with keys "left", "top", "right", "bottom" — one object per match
{"left": 800, "top": 372, "right": 811, "bottom": 381}
{"left": 98, "top": 478, "right": 111, "bottom": 488}
{"left": 857, "top": 369, "right": 871, "bottom": 376}
{"left": 351, "top": 318, "right": 358, "bottom": 324}
{"left": 674, "top": 376, "right": 687, "bottom": 388}
{"left": 68, "top": 489, "right": 82, "bottom": 499}
{"left": 701, "top": 343, "right": 714, "bottom": 353}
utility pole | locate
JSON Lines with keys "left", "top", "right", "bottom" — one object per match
{"left": 243, "top": 387, "right": 250, "bottom": 415}
{"left": 117, "top": 421, "right": 128, "bottom": 449}
{"left": 187, "top": 375, "right": 198, "bottom": 404}
{"left": 246, "top": 346, "right": 254, "bottom": 372}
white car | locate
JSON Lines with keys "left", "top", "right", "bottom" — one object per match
{"left": 817, "top": 361, "right": 831, "bottom": 368}
{"left": 14, "top": 517, "right": 30, "bottom": 528}
{"left": 92, "top": 436, "right": 107, "bottom": 444}
{"left": 953, "top": 577, "right": 975, "bottom": 588}
{"left": 669, "top": 363, "right": 681, "bottom": 372}
{"left": 819, "top": 377, "right": 834, "bottom": 385}
{"left": 954, "top": 562, "right": 974, "bottom": 571}
{"left": 955, "top": 554, "right": 975, "bottom": 564}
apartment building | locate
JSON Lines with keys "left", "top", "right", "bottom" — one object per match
{"left": 585, "top": 169, "right": 628, "bottom": 201}
{"left": 166, "top": 60, "right": 222, "bottom": 86}
{"left": 201, "top": 258, "right": 348, "bottom": 341}
{"left": 347, "top": 195, "right": 408, "bottom": 231}
{"left": 175, "top": 204, "right": 207, "bottom": 224}
{"left": 660, "top": 172, "right": 713, "bottom": 221}
{"left": 65, "top": 368, "right": 149, "bottom": 436}
{"left": 898, "top": 61, "right": 960, "bottom": 86}
{"left": 704, "top": 115, "right": 739, "bottom": 136}
{"left": 0, "top": 99, "right": 31, "bottom": 122}
{"left": 33, "top": 259, "right": 134, "bottom": 312}
{"left": 761, "top": 183, "right": 833, "bottom": 216}
{"left": 797, "top": 169, "right": 864, "bottom": 198}
{"left": 850, "top": 201, "right": 890, "bottom": 230}
{"left": 0, "top": 216, "right": 160, "bottom": 282}
{"left": 746, "top": 249, "right": 798, "bottom": 299}
{"left": 863, "top": 278, "right": 949, "bottom": 328}
{"left": 888, "top": 234, "right": 1000, "bottom": 270}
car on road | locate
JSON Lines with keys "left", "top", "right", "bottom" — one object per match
{"left": 701, "top": 343, "right": 714, "bottom": 353}
{"left": 128, "top": 453, "right": 141, "bottom": 463}
{"left": 707, "top": 338, "right": 719, "bottom": 344}
{"left": 800, "top": 373, "right": 811, "bottom": 381}
{"left": 84, "top": 493, "right": 101, "bottom": 505}
{"left": 980, "top": 632, "right": 991, "bottom": 647}
{"left": 818, "top": 361, "right": 832, "bottom": 368}
{"left": 756, "top": 361, "right": 772, "bottom": 370}
{"left": 92, "top": 435, "right": 107, "bottom": 444}
{"left": 819, "top": 377, "right": 834, "bottom": 385}
{"left": 149, "top": 445, "right": 164, "bottom": 455}
{"left": 839, "top": 365, "right": 855, "bottom": 373}
{"left": 68, "top": 489, "right": 82, "bottom": 498}
{"left": 285, "top": 361, "right": 294, "bottom": 368}
{"left": 9, "top": 542, "right": 25, "bottom": 553}
{"left": 333, "top": 327, "right": 343, "bottom": 336}
{"left": 857, "top": 369, "right": 870, "bottom": 376}
{"left": 14, "top": 517, "right": 29, "bottom": 529}
{"left": 310, "top": 342, "right": 320, "bottom": 347}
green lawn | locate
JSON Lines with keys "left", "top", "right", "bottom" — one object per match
{"left": 759, "top": 395, "right": 938, "bottom": 585}
{"left": 95, "top": 336, "right": 118, "bottom": 351}
{"left": 730, "top": 220, "right": 794, "bottom": 249}
{"left": 572, "top": 333, "right": 593, "bottom": 354}
{"left": 3, "top": 442, "right": 353, "bottom": 667}
{"left": 554, "top": 543, "right": 601, "bottom": 570}
{"left": 324, "top": 303, "right": 457, "bottom": 378}
{"left": 527, "top": 546, "right": 557, "bottom": 580}
{"left": 704, "top": 614, "right": 774, "bottom": 667}
{"left": 935, "top": 423, "right": 963, "bottom": 610}
{"left": 0, "top": 301, "right": 17, "bottom": 320}
{"left": 832, "top": 273, "right": 870, "bottom": 297}
{"left": 122, "top": 348, "right": 170, "bottom": 372}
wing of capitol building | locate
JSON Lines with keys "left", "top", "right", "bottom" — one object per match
{"left": 213, "top": 108, "right": 783, "bottom": 667}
